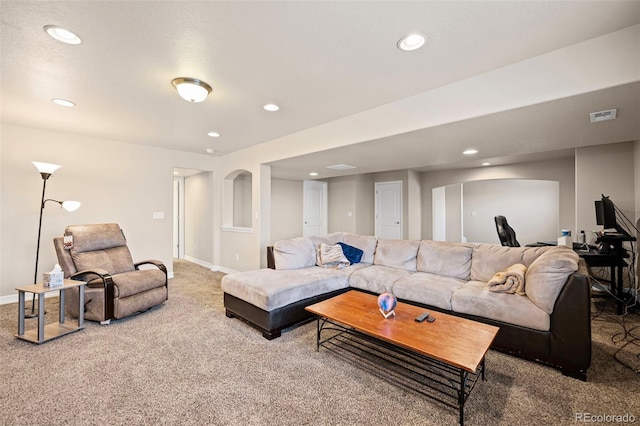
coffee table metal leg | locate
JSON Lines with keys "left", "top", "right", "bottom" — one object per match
{"left": 315, "top": 317, "right": 321, "bottom": 351}
{"left": 459, "top": 369, "right": 468, "bottom": 426}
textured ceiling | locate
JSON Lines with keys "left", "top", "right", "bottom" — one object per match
{"left": 1, "top": 1, "right": 639, "bottom": 178}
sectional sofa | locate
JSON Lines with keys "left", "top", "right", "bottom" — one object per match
{"left": 222, "top": 232, "right": 592, "bottom": 380}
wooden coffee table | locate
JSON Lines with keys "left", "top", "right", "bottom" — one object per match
{"left": 305, "top": 290, "right": 499, "bottom": 425}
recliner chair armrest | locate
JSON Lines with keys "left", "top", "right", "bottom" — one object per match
{"left": 134, "top": 259, "right": 167, "bottom": 275}
{"left": 70, "top": 268, "right": 112, "bottom": 287}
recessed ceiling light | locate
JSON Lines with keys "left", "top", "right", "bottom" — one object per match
{"left": 44, "top": 25, "right": 82, "bottom": 45}
{"left": 263, "top": 103, "right": 280, "bottom": 112}
{"left": 309, "top": 172, "right": 319, "bottom": 177}
{"left": 482, "top": 162, "right": 492, "bottom": 166}
{"left": 206, "top": 148, "right": 214, "bottom": 154}
{"left": 51, "top": 98, "right": 75, "bottom": 107}
{"left": 397, "top": 33, "right": 427, "bottom": 51}
{"left": 207, "top": 131, "right": 220, "bottom": 138}
{"left": 463, "top": 149, "right": 478, "bottom": 155}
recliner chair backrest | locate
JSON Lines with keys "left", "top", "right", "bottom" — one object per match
{"left": 58, "top": 223, "right": 136, "bottom": 277}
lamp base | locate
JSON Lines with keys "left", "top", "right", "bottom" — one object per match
{"left": 24, "top": 310, "right": 41, "bottom": 319}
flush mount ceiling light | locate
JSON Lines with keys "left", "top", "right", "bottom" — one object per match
{"left": 263, "top": 103, "right": 280, "bottom": 112}
{"left": 207, "top": 131, "right": 220, "bottom": 138}
{"left": 51, "top": 98, "right": 75, "bottom": 107}
{"left": 171, "top": 77, "right": 212, "bottom": 103}
{"left": 309, "top": 172, "right": 319, "bottom": 177}
{"left": 482, "top": 162, "right": 492, "bottom": 166}
{"left": 463, "top": 149, "right": 478, "bottom": 155}
{"left": 44, "top": 25, "right": 82, "bottom": 45}
{"left": 397, "top": 33, "right": 427, "bottom": 51}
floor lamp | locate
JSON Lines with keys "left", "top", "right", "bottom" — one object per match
{"left": 26, "top": 162, "right": 81, "bottom": 318}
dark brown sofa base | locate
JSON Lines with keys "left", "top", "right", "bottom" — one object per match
{"left": 223, "top": 288, "right": 350, "bottom": 340}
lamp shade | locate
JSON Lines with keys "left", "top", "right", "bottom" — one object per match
{"left": 32, "top": 161, "right": 61, "bottom": 175}
{"left": 172, "top": 77, "right": 212, "bottom": 103}
{"left": 61, "top": 200, "right": 81, "bottom": 212}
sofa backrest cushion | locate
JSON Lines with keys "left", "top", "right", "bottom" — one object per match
{"left": 273, "top": 237, "right": 316, "bottom": 270}
{"left": 524, "top": 246, "right": 579, "bottom": 314}
{"left": 417, "top": 240, "right": 474, "bottom": 280}
{"left": 373, "top": 238, "right": 420, "bottom": 271}
{"left": 470, "top": 244, "right": 550, "bottom": 282}
{"left": 309, "top": 232, "right": 343, "bottom": 249}
{"left": 342, "top": 233, "right": 378, "bottom": 264}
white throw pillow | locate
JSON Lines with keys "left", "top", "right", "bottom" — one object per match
{"left": 316, "top": 243, "right": 350, "bottom": 269}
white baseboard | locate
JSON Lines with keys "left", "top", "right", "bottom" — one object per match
{"left": 181, "top": 256, "right": 236, "bottom": 275}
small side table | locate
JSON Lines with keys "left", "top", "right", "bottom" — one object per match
{"left": 15, "top": 279, "right": 86, "bottom": 344}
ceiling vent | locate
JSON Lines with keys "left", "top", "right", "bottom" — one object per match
{"left": 589, "top": 109, "right": 617, "bottom": 123}
{"left": 326, "top": 164, "right": 357, "bottom": 171}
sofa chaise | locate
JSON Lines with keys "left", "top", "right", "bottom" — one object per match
{"left": 222, "top": 232, "right": 591, "bottom": 380}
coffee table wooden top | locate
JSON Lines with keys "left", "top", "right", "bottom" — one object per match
{"left": 306, "top": 290, "right": 499, "bottom": 373}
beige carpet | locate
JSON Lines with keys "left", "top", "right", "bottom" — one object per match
{"left": 1, "top": 259, "right": 639, "bottom": 425}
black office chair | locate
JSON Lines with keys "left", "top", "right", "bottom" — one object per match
{"left": 494, "top": 215, "right": 520, "bottom": 247}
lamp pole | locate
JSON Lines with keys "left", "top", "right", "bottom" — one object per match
{"left": 25, "top": 171, "right": 52, "bottom": 318}
{"left": 26, "top": 162, "right": 80, "bottom": 318}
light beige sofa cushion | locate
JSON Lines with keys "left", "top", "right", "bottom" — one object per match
{"left": 273, "top": 237, "right": 316, "bottom": 270}
{"left": 374, "top": 238, "right": 420, "bottom": 271}
{"left": 349, "top": 265, "right": 409, "bottom": 294}
{"left": 309, "top": 232, "right": 344, "bottom": 248}
{"left": 451, "top": 281, "right": 550, "bottom": 331}
{"left": 417, "top": 240, "right": 474, "bottom": 280}
{"left": 221, "top": 267, "right": 349, "bottom": 311}
{"left": 342, "top": 233, "right": 378, "bottom": 264}
{"left": 392, "top": 272, "right": 466, "bottom": 311}
{"left": 470, "top": 244, "right": 550, "bottom": 282}
{"left": 524, "top": 246, "right": 579, "bottom": 314}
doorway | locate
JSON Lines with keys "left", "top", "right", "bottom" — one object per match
{"left": 375, "top": 180, "right": 402, "bottom": 239}
{"left": 303, "top": 180, "right": 327, "bottom": 237}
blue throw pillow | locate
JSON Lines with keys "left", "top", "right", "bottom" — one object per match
{"left": 337, "top": 242, "right": 363, "bottom": 264}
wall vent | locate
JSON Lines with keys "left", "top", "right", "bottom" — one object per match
{"left": 326, "top": 164, "right": 357, "bottom": 171}
{"left": 589, "top": 109, "right": 617, "bottom": 123}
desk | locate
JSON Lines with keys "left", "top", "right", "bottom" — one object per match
{"left": 576, "top": 249, "right": 628, "bottom": 315}
{"left": 16, "top": 279, "right": 86, "bottom": 344}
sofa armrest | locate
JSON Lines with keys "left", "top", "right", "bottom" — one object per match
{"left": 267, "top": 246, "right": 275, "bottom": 269}
{"left": 549, "top": 259, "right": 591, "bottom": 375}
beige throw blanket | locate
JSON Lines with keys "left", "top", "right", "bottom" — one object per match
{"left": 487, "top": 263, "right": 527, "bottom": 295}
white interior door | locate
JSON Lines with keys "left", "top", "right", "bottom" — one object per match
{"left": 375, "top": 181, "right": 402, "bottom": 239}
{"left": 303, "top": 180, "right": 327, "bottom": 237}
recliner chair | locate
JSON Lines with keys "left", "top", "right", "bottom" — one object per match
{"left": 494, "top": 215, "right": 521, "bottom": 247}
{"left": 53, "top": 223, "right": 168, "bottom": 324}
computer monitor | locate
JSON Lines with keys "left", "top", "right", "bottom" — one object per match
{"left": 595, "top": 196, "right": 617, "bottom": 230}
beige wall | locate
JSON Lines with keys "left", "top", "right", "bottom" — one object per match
{"left": 271, "top": 179, "right": 303, "bottom": 243}
{"left": 328, "top": 176, "right": 357, "bottom": 234}
{"left": 0, "top": 124, "right": 217, "bottom": 301}
{"left": 575, "top": 141, "right": 636, "bottom": 244}
{"left": 420, "top": 156, "right": 576, "bottom": 240}
{"left": 184, "top": 172, "right": 213, "bottom": 264}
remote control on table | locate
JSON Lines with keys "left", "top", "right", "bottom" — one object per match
{"left": 426, "top": 316, "right": 436, "bottom": 323}
{"left": 415, "top": 312, "right": 430, "bottom": 322}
